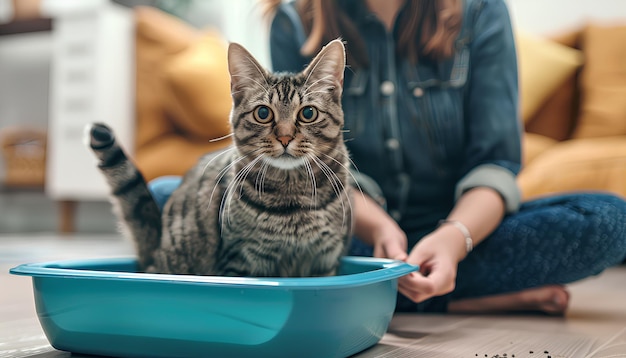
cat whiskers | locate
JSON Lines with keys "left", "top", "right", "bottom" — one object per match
{"left": 254, "top": 159, "right": 271, "bottom": 199}
{"left": 209, "top": 133, "right": 234, "bottom": 143}
{"left": 207, "top": 152, "right": 249, "bottom": 215}
{"left": 308, "top": 154, "right": 352, "bottom": 231}
{"left": 236, "top": 154, "right": 265, "bottom": 200}
{"left": 221, "top": 155, "right": 264, "bottom": 229}
{"left": 217, "top": 149, "right": 262, "bottom": 225}
{"left": 200, "top": 147, "right": 236, "bottom": 178}
{"left": 203, "top": 148, "right": 243, "bottom": 217}
{"left": 303, "top": 155, "right": 318, "bottom": 209}
{"left": 317, "top": 150, "right": 366, "bottom": 204}
{"left": 313, "top": 143, "right": 366, "bottom": 202}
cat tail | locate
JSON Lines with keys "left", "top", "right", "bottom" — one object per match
{"left": 85, "top": 122, "right": 161, "bottom": 270}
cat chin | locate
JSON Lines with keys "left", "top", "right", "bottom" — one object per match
{"left": 264, "top": 156, "right": 307, "bottom": 170}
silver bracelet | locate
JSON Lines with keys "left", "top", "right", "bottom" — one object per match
{"left": 438, "top": 219, "right": 473, "bottom": 254}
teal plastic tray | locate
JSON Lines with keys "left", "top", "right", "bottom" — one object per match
{"left": 10, "top": 256, "right": 417, "bottom": 358}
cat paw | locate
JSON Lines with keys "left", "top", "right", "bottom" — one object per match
{"left": 84, "top": 122, "right": 115, "bottom": 149}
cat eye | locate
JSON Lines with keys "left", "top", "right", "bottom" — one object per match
{"left": 298, "top": 106, "right": 318, "bottom": 123}
{"left": 253, "top": 105, "right": 274, "bottom": 123}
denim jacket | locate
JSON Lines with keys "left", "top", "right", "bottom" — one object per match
{"left": 269, "top": 0, "right": 521, "bottom": 235}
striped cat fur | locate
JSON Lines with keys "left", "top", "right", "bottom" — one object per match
{"left": 87, "top": 39, "right": 353, "bottom": 277}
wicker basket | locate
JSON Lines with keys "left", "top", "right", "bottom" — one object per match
{"left": 0, "top": 126, "right": 47, "bottom": 188}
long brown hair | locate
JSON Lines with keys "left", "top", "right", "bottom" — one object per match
{"left": 264, "top": 0, "right": 463, "bottom": 69}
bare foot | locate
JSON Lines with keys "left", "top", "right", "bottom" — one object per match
{"left": 448, "top": 285, "right": 570, "bottom": 315}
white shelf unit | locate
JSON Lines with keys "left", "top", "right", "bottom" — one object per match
{"left": 46, "top": 1, "right": 134, "bottom": 200}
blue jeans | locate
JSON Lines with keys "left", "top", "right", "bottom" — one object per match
{"left": 454, "top": 193, "right": 626, "bottom": 296}
{"left": 148, "top": 176, "right": 183, "bottom": 211}
{"left": 149, "top": 177, "right": 626, "bottom": 312}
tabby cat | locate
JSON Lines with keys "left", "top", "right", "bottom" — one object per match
{"left": 87, "top": 39, "right": 353, "bottom": 277}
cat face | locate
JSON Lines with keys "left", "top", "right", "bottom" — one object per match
{"left": 227, "top": 39, "right": 346, "bottom": 170}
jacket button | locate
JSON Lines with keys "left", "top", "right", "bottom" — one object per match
{"left": 380, "top": 80, "right": 395, "bottom": 95}
{"left": 413, "top": 87, "right": 424, "bottom": 97}
{"left": 386, "top": 138, "right": 400, "bottom": 150}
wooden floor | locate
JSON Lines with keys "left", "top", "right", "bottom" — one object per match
{"left": 1, "top": 234, "right": 625, "bottom": 358}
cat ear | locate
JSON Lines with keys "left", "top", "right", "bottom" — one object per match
{"left": 302, "top": 38, "right": 346, "bottom": 99}
{"left": 227, "top": 42, "right": 268, "bottom": 101}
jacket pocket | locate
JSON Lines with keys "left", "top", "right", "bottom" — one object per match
{"left": 402, "top": 46, "right": 470, "bottom": 174}
{"left": 405, "top": 45, "right": 469, "bottom": 93}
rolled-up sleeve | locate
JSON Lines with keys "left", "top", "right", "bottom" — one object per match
{"left": 457, "top": 0, "right": 522, "bottom": 213}
{"left": 456, "top": 163, "right": 521, "bottom": 213}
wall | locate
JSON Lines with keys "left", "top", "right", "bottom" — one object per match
{"left": 507, "top": 0, "right": 626, "bottom": 36}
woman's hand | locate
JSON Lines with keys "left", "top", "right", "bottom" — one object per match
{"left": 353, "top": 187, "right": 504, "bottom": 303}
{"left": 357, "top": 207, "right": 473, "bottom": 304}
{"left": 396, "top": 224, "right": 468, "bottom": 303}
{"left": 396, "top": 187, "right": 506, "bottom": 303}
{"left": 368, "top": 217, "right": 465, "bottom": 304}
{"left": 371, "top": 222, "right": 408, "bottom": 261}
{"left": 353, "top": 192, "right": 409, "bottom": 261}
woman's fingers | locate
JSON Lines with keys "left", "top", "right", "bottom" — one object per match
{"left": 398, "top": 272, "right": 436, "bottom": 302}
{"left": 373, "top": 237, "right": 408, "bottom": 261}
{"left": 397, "top": 264, "right": 456, "bottom": 303}
{"left": 386, "top": 244, "right": 408, "bottom": 261}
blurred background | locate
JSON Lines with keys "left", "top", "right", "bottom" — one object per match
{"left": 0, "top": 0, "right": 268, "bottom": 234}
{"left": 1, "top": 0, "right": 625, "bottom": 237}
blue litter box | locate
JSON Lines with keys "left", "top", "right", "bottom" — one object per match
{"left": 10, "top": 256, "right": 418, "bottom": 358}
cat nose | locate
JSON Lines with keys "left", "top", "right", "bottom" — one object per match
{"left": 277, "top": 135, "right": 293, "bottom": 147}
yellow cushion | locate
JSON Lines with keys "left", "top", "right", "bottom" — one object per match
{"left": 516, "top": 30, "right": 584, "bottom": 123}
{"left": 517, "top": 136, "right": 626, "bottom": 200}
{"left": 134, "top": 7, "right": 234, "bottom": 180}
{"left": 524, "top": 74, "right": 578, "bottom": 141}
{"left": 572, "top": 24, "right": 626, "bottom": 139}
{"left": 163, "top": 32, "right": 233, "bottom": 141}
{"left": 134, "top": 6, "right": 199, "bottom": 150}
{"left": 522, "top": 132, "right": 558, "bottom": 165}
